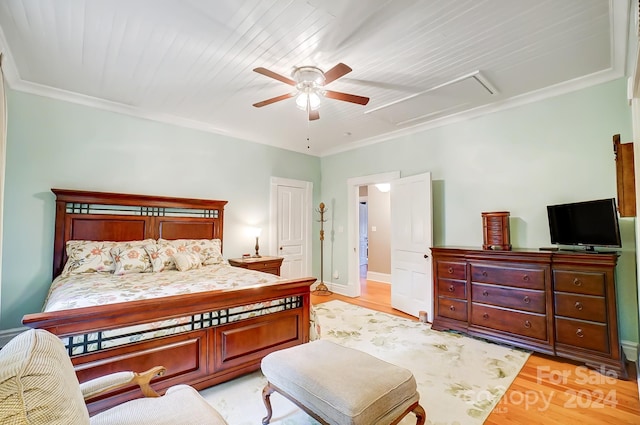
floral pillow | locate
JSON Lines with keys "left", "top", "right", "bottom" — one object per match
{"left": 61, "top": 239, "right": 155, "bottom": 276}
{"left": 172, "top": 251, "right": 202, "bottom": 272}
{"left": 144, "top": 240, "right": 178, "bottom": 272}
{"left": 168, "top": 239, "right": 224, "bottom": 266}
{"left": 61, "top": 240, "right": 118, "bottom": 275}
{"left": 110, "top": 243, "right": 153, "bottom": 275}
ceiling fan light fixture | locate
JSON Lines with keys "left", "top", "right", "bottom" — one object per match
{"left": 295, "top": 90, "right": 322, "bottom": 111}
{"left": 293, "top": 66, "right": 325, "bottom": 88}
{"left": 252, "top": 62, "right": 368, "bottom": 121}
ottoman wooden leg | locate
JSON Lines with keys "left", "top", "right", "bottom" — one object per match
{"left": 413, "top": 403, "right": 426, "bottom": 425}
{"left": 261, "top": 382, "right": 276, "bottom": 425}
{"left": 390, "top": 401, "right": 427, "bottom": 425}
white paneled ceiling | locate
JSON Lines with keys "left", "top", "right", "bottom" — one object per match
{"left": 0, "top": 0, "right": 631, "bottom": 156}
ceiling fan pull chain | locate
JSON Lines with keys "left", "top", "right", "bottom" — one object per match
{"left": 306, "top": 113, "right": 311, "bottom": 149}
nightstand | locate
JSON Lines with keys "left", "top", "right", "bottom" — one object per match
{"left": 228, "top": 256, "right": 284, "bottom": 276}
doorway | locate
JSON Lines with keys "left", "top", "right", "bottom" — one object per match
{"left": 359, "top": 198, "right": 368, "bottom": 279}
{"left": 347, "top": 172, "right": 400, "bottom": 297}
{"left": 348, "top": 172, "right": 433, "bottom": 318}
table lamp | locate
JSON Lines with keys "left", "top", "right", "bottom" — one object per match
{"left": 253, "top": 227, "right": 262, "bottom": 257}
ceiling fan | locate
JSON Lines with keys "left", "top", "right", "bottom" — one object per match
{"left": 252, "top": 63, "right": 370, "bottom": 121}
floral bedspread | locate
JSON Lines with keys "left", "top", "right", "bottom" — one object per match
{"left": 42, "top": 264, "right": 322, "bottom": 354}
{"left": 43, "top": 263, "right": 282, "bottom": 312}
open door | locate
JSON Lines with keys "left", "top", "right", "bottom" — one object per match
{"left": 390, "top": 172, "right": 433, "bottom": 319}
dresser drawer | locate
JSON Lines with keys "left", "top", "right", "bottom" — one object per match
{"left": 471, "top": 264, "right": 545, "bottom": 290}
{"left": 471, "top": 304, "right": 547, "bottom": 340}
{"left": 228, "top": 257, "right": 283, "bottom": 276}
{"left": 438, "top": 298, "right": 468, "bottom": 322}
{"left": 252, "top": 266, "right": 280, "bottom": 275}
{"left": 437, "top": 261, "right": 466, "bottom": 280}
{"left": 554, "top": 293, "right": 606, "bottom": 322}
{"left": 471, "top": 283, "right": 545, "bottom": 314}
{"left": 555, "top": 317, "right": 609, "bottom": 353}
{"left": 438, "top": 279, "right": 466, "bottom": 299}
{"left": 553, "top": 270, "right": 605, "bottom": 296}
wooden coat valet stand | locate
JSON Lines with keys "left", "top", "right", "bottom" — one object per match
{"left": 313, "top": 202, "right": 332, "bottom": 295}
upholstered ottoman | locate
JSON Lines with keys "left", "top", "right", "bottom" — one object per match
{"left": 260, "top": 340, "right": 426, "bottom": 425}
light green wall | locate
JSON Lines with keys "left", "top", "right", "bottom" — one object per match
{"left": 321, "top": 78, "right": 639, "bottom": 344}
{"left": 1, "top": 89, "right": 321, "bottom": 330}
{"left": 3, "top": 79, "right": 638, "bottom": 345}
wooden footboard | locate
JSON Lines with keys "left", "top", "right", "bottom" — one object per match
{"left": 23, "top": 277, "right": 314, "bottom": 415}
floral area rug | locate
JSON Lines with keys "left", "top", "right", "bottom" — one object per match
{"left": 200, "top": 300, "right": 530, "bottom": 425}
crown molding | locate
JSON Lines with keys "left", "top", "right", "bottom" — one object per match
{"left": 321, "top": 67, "right": 625, "bottom": 157}
{"left": 0, "top": 1, "right": 630, "bottom": 159}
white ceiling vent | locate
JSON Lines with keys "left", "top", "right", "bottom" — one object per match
{"left": 365, "top": 71, "right": 498, "bottom": 126}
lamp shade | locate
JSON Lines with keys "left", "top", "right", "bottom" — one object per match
{"left": 295, "top": 91, "right": 321, "bottom": 111}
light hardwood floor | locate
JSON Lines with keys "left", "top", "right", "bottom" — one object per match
{"left": 311, "top": 280, "right": 640, "bottom": 425}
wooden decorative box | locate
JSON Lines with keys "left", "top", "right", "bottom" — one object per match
{"left": 482, "top": 211, "right": 511, "bottom": 250}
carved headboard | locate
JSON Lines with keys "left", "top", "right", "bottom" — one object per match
{"left": 52, "top": 189, "right": 227, "bottom": 278}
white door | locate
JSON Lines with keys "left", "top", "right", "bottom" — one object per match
{"left": 276, "top": 184, "right": 305, "bottom": 278}
{"left": 359, "top": 202, "right": 368, "bottom": 266}
{"left": 390, "top": 173, "right": 433, "bottom": 319}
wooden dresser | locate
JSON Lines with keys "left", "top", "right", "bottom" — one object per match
{"left": 228, "top": 256, "right": 284, "bottom": 276}
{"left": 431, "top": 247, "right": 626, "bottom": 378}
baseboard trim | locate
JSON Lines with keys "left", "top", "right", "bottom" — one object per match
{"left": 313, "top": 281, "right": 357, "bottom": 297}
{"left": 621, "top": 339, "right": 638, "bottom": 363}
{"left": 0, "top": 327, "right": 27, "bottom": 348}
{"left": 637, "top": 350, "right": 640, "bottom": 390}
{"left": 366, "top": 271, "right": 391, "bottom": 284}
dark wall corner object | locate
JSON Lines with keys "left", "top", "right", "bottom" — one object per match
{"left": 613, "top": 134, "right": 636, "bottom": 217}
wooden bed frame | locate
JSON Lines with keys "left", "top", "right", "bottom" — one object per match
{"left": 22, "top": 189, "right": 315, "bottom": 414}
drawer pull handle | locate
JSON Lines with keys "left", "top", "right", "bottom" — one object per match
{"left": 524, "top": 320, "right": 531, "bottom": 329}
{"left": 523, "top": 296, "right": 530, "bottom": 304}
{"left": 482, "top": 271, "right": 488, "bottom": 277}
{"left": 576, "top": 328, "right": 584, "bottom": 338}
{"left": 449, "top": 305, "right": 456, "bottom": 311}
{"left": 447, "top": 267, "right": 454, "bottom": 274}
{"left": 575, "top": 302, "right": 583, "bottom": 311}
{"left": 573, "top": 278, "right": 582, "bottom": 287}
{"left": 482, "top": 313, "right": 489, "bottom": 319}
{"left": 482, "top": 290, "right": 489, "bottom": 296}
{"left": 448, "top": 285, "right": 455, "bottom": 292}
{"left": 522, "top": 274, "right": 530, "bottom": 281}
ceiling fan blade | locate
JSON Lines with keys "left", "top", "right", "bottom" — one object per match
{"left": 309, "top": 109, "right": 320, "bottom": 121}
{"left": 252, "top": 93, "right": 294, "bottom": 108}
{"left": 323, "top": 63, "right": 352, "bottom": 84}
{"left": 324, "top": 90, "right": 369, "bottom": 105}
{"left": 253, "top": 67, "right": 296, "bottom": 86}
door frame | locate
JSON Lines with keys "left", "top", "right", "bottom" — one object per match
{"left": 269, "top": 177, "right": 313, "bottom": 277}
{"left": 346, "top": 171, "right": 400, "bottom": 297}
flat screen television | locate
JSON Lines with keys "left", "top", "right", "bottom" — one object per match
{"left": 547, "top": 198, "right": 621, "bottom": 251}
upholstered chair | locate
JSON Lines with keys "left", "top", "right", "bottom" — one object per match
{"left": 0, "top": 329, "right": 228, "bottom": 425}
